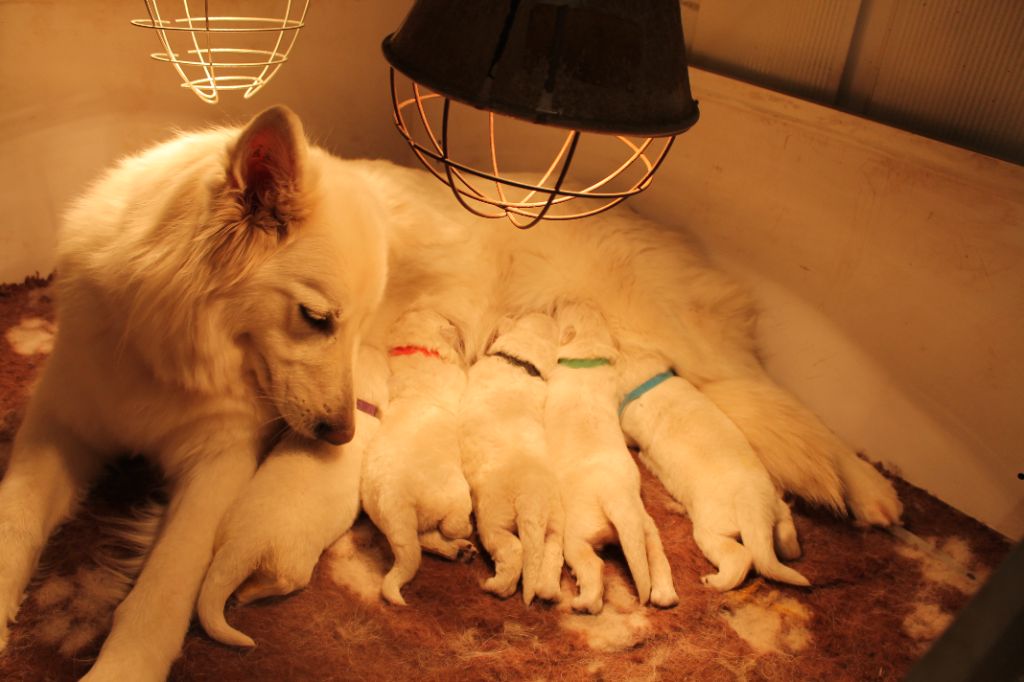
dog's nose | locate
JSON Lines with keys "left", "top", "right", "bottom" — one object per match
{"left": 314, "top": 420, "right": 354, "bottom": 445}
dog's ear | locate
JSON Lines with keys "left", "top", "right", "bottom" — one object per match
{"left": 206, "top": 106, "right": 311, "bottom": 276}
{"left": 228, "top": 105, "right": 308, "bottom": 221}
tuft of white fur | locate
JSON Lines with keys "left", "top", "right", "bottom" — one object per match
{"left": 360, "top": 310, "right": 475, "bottom": 606}
{"left": 459, "top": 312, "right": 565, "bottom": 604}
{"left": 619, "top": 346, "right": 809, "bottom": 591}
{"left": 545, "top": 302, "right": 677, "bottom": 614}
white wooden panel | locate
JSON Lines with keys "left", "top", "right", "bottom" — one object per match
{"left": 686, "top": 0, "right": 862, "bottom": 102}
{"left": 859, "top": 0, "right": 1024, "bottom": 164}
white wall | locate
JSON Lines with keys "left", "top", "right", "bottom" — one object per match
{"left": 1, "top": 2, "right": 1021, "bottom": 538}
{"left": 0, "top": 0, "right": 416, "bottom": 282}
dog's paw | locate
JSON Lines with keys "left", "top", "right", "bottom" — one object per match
{"left": 650, "top": 583, "right": 680, "bottom": 608}
{"left": 701, "top": 572, "right": 739, "bottom": 592}
{"left": 0, "top": 622, "right": 8, "bottom": 654}
{"left": 841, "top": 456, "right": 903, "bottom": 526}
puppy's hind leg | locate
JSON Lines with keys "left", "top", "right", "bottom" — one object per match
{"left": 773, "top": 498, "right": 802, "bottom": 561}
{"left": 642, "top": 513, "right": 678, "bottom": 608}
{"left": 0, "top": 407, "right": 102, "bottom": 652}
{"left": 603, "top": 496, "right": 652, "bottom": 605}
{"left": 563, "top": 536, "right": 604, "bottom": 615}
{"left": 378, "top": 504, "right": 422, "bottom": 607}
{"left": 692, "top": 525, "right": 752, "bottom": 592}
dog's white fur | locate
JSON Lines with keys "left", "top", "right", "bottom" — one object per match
{"left": 0, "top": 106, "right": 388, "bottom": 680}
{"left": 197, "top": 344, "right": 390, "bottom": 646}
{"left": 360, "top": 309, "right": 475, "bottom": 606}
{"left": 458, "top": 313, "right": 564, "bottom": 604}
{"left": 545, "top": 302, "right": 678, "bottom": 614}
{"left": 619, "top": 347, "right": 809, "bottom": 591}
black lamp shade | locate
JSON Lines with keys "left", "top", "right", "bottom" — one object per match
{"left": 383, "top": 0, "right": 699, "bottom": 136}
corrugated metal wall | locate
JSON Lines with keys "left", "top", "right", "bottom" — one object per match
{"left": 681, "top": 0, "right": 1024, "bottom": 165}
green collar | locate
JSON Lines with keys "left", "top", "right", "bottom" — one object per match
{"left": 557, "top": 357, "right": 612, "bottom": 369}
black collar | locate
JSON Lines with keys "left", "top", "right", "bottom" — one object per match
{"left": 490, "top": 350, "right": 543, "bottom": 379}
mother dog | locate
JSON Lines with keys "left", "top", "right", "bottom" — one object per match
{"left": 0, "top": 106, "right": 387, "bottom": 680}
{"left": 1, "top": 105, "right": 902, "bottom": 678}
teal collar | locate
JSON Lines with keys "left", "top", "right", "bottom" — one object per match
{"left": 618, "top": 370, "right": 675, "bottom": 417}
{"left": 558, "top": 357, "right": 612, "bottom": 369}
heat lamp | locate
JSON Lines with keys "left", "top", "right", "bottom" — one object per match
{"left": 382, "top": 0, "right": 700, "bottom": 228}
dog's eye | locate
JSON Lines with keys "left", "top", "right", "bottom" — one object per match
{"left": 299, "top": 304, "right": 332, "bottom": 332}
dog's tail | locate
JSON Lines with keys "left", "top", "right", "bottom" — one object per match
{"left": 197, "top": 541, "right": 259, "bottom": 648}
{"left": 602, "top": 495, "right": 652, "bottom": 604}
{"left": 736, "top": 496, "right": 810, "bottom": 588}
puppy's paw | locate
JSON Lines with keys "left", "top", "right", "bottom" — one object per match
{"left": 532, "top": 576, "right": 561, "bottom": 603}
{"left": 701, "top": 572, "right": 739, "bottom": 592}
{"left": 570, "top": 594, "right": 603, "bottom": 615}
{"left": 841, "top": 457, "right": 903, "bottom": 526}
{"left": 455, "top": 540, "right": 477, "bottom": 563}
{"left": 482, "top": 575, "right": 518, "bottom": 599}
{"left": 650, "top": 583, "right": 680, "bottom": 608}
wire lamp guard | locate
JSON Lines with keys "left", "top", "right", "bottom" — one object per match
{"left": 383, "top": 0, "right": 700, "bottom": 228}
{"left": 132, "top": 0, "right": 310, "bottom": 104}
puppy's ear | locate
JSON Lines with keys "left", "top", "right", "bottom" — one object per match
{"left": 440, "top": 318, "right": 466, "bottom": 360}
{"left": 559, "top": 323, "right": 577, "bottom": 346}
{"left": 206, "top": 106, "right": 311, "bottom": 275}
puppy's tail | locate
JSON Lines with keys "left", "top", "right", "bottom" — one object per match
{"left": 737, "top": 497, "right": 810, "bottom": 588}
{"left": 603, "top": 496, "right": 652, "bottom": 604}
{"left": 197, "top": 541, "right": 259, "bottom": 648}
{"left": 514, "top": 481, "right": 550, "bottom": 606}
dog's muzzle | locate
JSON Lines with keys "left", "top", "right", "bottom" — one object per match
{"left": 314, "top": 420, "right": 354, "bottom": 445}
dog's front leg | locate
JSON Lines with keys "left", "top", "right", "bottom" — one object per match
{"left": 82, "top": 441, "right": 257, "bottom": 682}
{"left": 0, "top": 402, "right": 103, "bottom": 653}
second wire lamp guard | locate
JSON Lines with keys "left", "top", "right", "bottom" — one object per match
{"left": 132, "top": 0, "right": 310, "bottom": 104}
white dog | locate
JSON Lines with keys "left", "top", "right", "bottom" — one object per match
{"left": 545, "top": 302, "right": 678, "bottom": 614}
{"left": 0, "top": 106, "right": 388, "bottom": 680}
{"left": 197, "top": 344, "right": 390, "bottom": 647}
{"left": 459, "top": 313, "right": 564, "bottom": 604}
{"left": 619, "top": 347, "right": 808, "bottom": 591}
{"left": 361, "top": 309, "right": 475, "bottom": 606}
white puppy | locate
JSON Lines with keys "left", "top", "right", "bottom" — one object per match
{"left": 361, "top": 309, "right": 475, "bottom": 605}
{"left": 618, "top": 347, "right": 809, "bottom": 591}
{"left": 197, "top": 344, "right": 390, "bottom": 646}
{"left": 545, "top": 302, "right": 678, "bottom": 614}
{"left": 459, "top": 313, "right": 564, "bottom": 604}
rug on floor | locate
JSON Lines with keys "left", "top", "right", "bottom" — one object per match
{"left": 0, "top": 278, "right": 1010, "bottom": 681}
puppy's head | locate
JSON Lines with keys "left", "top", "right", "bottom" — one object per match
{"left": 554, "top": 300, "right": 618, "bottom": 361}
{"left": 487, "top": 312, "right": 559, "bottom": 378}
{"left": 216, "top": 106, "right": 388, "bottom": 445}
{"left": 388, "top": 309, "right": 465, "bottom": 365}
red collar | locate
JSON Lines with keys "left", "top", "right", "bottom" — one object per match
{"left": 388, "top": 345, "right": 442, "bottom": 359}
